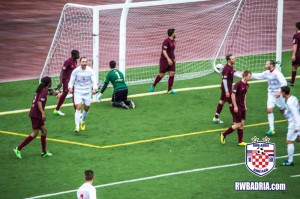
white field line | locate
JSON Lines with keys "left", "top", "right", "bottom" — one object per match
{"left": 25, "top": 153, "right": 299, "bottom": 199}
{"left": 1, "top": 77, "right": 295, "bottom": 116}
{"left": 290, "top": 174, "right": 300, "bottom": 178}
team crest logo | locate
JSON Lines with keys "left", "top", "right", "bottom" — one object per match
{"left": 245, "top": 136, "right": 275, "bottom": 177}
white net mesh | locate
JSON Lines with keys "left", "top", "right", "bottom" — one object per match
{"left": 215, "top": 0, "right": 278, "bottom": 73}
{"left": 41, "top": 0, "right": 279, "bottom": 87}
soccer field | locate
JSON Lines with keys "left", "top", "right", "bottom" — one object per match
{"left": 0, "top": 51, "right": 299, "bottom": 199}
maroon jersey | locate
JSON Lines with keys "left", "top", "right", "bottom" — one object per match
{"left": 29, "top": 87, "right": 48, "bottom": 119}
{"left": 160, "top": 38, "right": 176, "bottom": 62}
{"left": 62, "top": 58, "right": 77, "bottom": 82}
{"left": 232, "top": 80, "right": 249, "bottom": 111}
{"left": 293, "top": 32, "right": 300, "bottom": 56}
{"left": 221, "top": 64, "right": 235, "bottom": 92}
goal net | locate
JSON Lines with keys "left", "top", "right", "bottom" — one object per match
{"left": 40, "top": 0, "right": 281, "bottom": 87}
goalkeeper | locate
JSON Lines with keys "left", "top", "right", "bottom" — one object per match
{"left": 97, "top": 60, "right": 135, "bottom": 109}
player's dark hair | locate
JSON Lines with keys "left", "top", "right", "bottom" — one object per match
{"left": 281, "top": 86, "right": 290, "bottom": 95}
{"left": 226, "top": 54, "right": 233, "bottom": 61}
{"left": 36, "top": 76, "right": 51, "bottom": 93}
{"left": 85, "top": 170, "right": 94, "bottom": 181}
{"left": 71, "top": 50, "right": 79, "bottom": 57}
{"left": 268, "top": 60, "right": 276, "bottom": 67}
{"left": 296, "top": 22, "right": 300, "bottom": 30}
{"left": 109, "top": 60, "right": 116, "bottom": 69}
{"left": 242, "top": 70, "right": 252, "bottom": 77}
{"left": 167, "top": 29, "right": 175, "bottom": 37}
{"left": 80, "top": 57, "right": 87, "bottom": 62}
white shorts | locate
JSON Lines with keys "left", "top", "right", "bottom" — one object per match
{"left": 73, "top": 92, "right": 92, "bottom": 106}
{"left": 267, "top": 91, "right": 286, "bottom": 110}
{"left": 286, "top": 127, "right": 300, "bottom": 141}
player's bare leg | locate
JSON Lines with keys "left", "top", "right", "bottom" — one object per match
{"left": 150, "top": 73, "right": 165, "bottom": 92}
{"left": 265, "top": 108, "right": 275, "bottom": 135}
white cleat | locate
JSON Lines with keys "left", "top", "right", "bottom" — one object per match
{"left": 212, "top": 117, "right": 223, "bottom": 124}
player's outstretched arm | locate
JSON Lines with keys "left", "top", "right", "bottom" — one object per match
{"left": 251, "top": 71, "right": 266, "bottom": 80}
{"left": 233, "top": 71, "right": 243, "bottom": 78}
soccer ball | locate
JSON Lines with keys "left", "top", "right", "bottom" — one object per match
{"left": 214, "top": 63, "right": 224, "bottom": 73}
{"left": 256, "top": 147, "right": 264, "bottom": 155}
{"left": 216, "top": 64, "right": 224, "bottom": 70}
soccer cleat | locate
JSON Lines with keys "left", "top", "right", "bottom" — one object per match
{"left": 14, "top": 147, "right": 22, "bottom": 159}
{"left": 41, "top": 151, "right": 53, "bottom": 157}
{"left": 212, "top": 117, "right": 224, "bottom": 124}
{"left": 281, "top": 160, "right": 294, "bottom": 166}
{"left": 238, "top": 142, "right": 247, "bottom": 146}
{"left": 150, "top": 85, "right": 155, "bottom": 92}
{"left": 53, "top": 109, "right": 65, "bottom": 116}
{"left": 265, "top": 129, "right": 275, "bottom": 135}
{"left": 220, "top": 133, "right": 225, "bottom": 144}
{"left": 80, "top": 122, "right": 86, "bottom": 131}
{"left": 289, "top": 80, "right": 295, "bottom": 86}
{"left": 130, "top": 100, "right": 136, "bottom": 109}
{"left": 74, "top": 128, "right": 80, "bottom": 134}
{"left": 167, "top": 90, "right": 177, "bottom": 94}
{"left": 120, "top": 101, "right": 129, "bottom": 109}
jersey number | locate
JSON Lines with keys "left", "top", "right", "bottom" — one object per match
{"left": 115, "top": 71, "right": 121, "bottom": 79}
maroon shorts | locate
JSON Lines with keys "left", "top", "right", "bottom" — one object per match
{"left": 232, "top": 108, "right": 246, "bottom": 123}
{"left": 159, "top": 61, "right": 176, "bottom": 73}
{"left": 62, "top": 80, "right": 70, "bottom": 93}
{"left": 292, "top": 55, "right": 300, "bottom": 67}
{"left": 30, "top": 117, "right": 45, "bottom": 129}
{"left": 220, "top": 89, "right": 232, "bottom": 104}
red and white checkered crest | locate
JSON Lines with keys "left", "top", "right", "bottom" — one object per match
{"left": 245, "top": 137, "right": 275, "bottom": 177}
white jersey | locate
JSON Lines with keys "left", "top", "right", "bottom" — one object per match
{"left": 252, "top": 69, "right": 287, "bottom": 92}
{"left": 77, "top": 183, "right": 97, "bottom": 199}
{"left": 284, "top": 95, "right": 300, "bottom": 130}
{"left": 68, "top": 66, "right": 97, "bottom": 95}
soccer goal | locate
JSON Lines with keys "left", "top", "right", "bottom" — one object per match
{"left": 40, "top": 0, "right": 283, "bottom": 86}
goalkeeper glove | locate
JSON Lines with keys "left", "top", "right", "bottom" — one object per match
{"left": 97, "top": 93, "right": 103, "bottom": 102}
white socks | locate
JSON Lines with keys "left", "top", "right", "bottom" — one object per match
{"left": 268, "top": 113, "right": 274, "bottom": 130}
{"left": 82, "top": 110, "right": 89, "bottom": 123}
{"left": 287, "top": 143, "right": 294, "bottom": 163}
{"left": 75, "top": 110, "right": 81, "bottom": 129}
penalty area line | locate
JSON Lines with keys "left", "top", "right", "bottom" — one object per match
{"left": 2, "top": 75, "right": 299, "bottom": 116}
{"left": 0, "top": 120, "right": 286, "bottom": 150}
{"left": 290, "top": 174, "right": 300, "bottom": 178}
{"left": 25, "top": 153, "right": 300, "bottom": 199}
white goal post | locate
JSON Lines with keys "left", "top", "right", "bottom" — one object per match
{"left": 40, "top": 0, "right": 283, "bottom": 87}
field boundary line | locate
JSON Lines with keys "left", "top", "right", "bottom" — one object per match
{"left": 25, "top": 153, "right": 300, "bottom": 199}
{"left": 1, "top": 76, "right": 297, "bottom": 116}
{"left": 0, "top": 120, "right": 286, "bottom": 149}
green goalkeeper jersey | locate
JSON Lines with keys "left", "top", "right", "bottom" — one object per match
{"left": 104, "top": 69, "right": 127, "bottom": 91}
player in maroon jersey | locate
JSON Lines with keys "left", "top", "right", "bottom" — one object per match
{"left": 212, "top": 54, "right": 236, "bottom": 123}
{"left": 290, "top": 22, "right": 300, "bottom": 86}
{"left": 220, "top": 70, "right": 252, "bottom": 146}
{"left": 150, "top": 29, "right": 177, "bottom": 94}
{"left": 14, "top": 77, "right": 53, "bottom": 159}
{"left": 53, "top": 49, "right": 80, "bottom": 116}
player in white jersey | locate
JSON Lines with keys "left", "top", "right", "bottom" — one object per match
{"left": 251, "top": 60, "right": 287, "bottom": 135}
{"left": 281, "top": 86, "right": 300, "bottom": 166}
{"left": 77, "top": 170, "right": 97, "bottom": 199}
{"left": 68, "top": 57, "right": 97, "bottom": 133}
